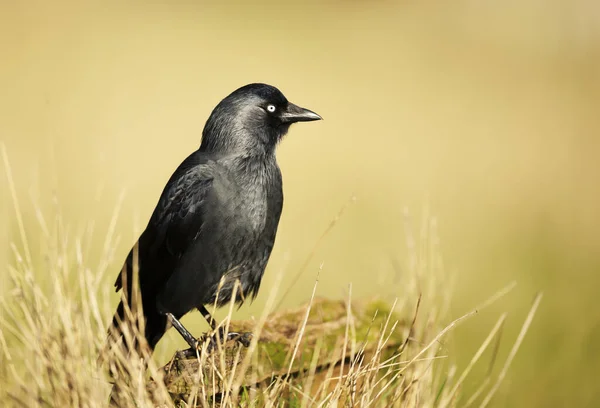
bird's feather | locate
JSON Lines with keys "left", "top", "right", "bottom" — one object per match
{"left": 114, "top": 151, "right": 214, "bottom": 293}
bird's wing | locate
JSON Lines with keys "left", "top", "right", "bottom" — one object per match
{"left": 114, "top": 151, "right": 215, "bottom": 293}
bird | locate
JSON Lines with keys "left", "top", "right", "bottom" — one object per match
{"left": 108, "top": 83, "right": 321, "bottom": 356}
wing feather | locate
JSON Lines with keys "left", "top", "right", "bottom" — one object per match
{"left": 114, "top": 151, "right": 215, "bottom": 293}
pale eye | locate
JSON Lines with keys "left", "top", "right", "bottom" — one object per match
{"left": 266, "top": 104, "right": 276, "bottom": 113}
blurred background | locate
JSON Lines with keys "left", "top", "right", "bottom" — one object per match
{"left": 1, "top": 1, "right": 599, "bottom": 406}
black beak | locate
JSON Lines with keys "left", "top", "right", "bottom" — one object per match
{"left": 280, "top": 102, "right": 322, "bottom": 123}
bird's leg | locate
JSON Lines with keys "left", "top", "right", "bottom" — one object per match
{"left": 198, "top": 305, "right": 217, "bottom": 330}
{"left": 165, "top": 313, "right": 199, "bottom": 350}
{"left": 198, "top": 305, "right": 252, "bottom": 349}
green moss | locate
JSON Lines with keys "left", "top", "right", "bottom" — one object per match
{"left": 155, "top": 297, "right": 410, "bottom": 404}
{"left": 364, "top": 298, "right": 393, "bottom": 322}
{"left": 259, "top": 341, "right": 290, "bottom": 370}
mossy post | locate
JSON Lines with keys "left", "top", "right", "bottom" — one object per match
{"left": 151, "top": 297, "right": 407, "bottom": 404}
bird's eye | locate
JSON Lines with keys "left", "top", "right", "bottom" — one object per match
{"left": 266, "top": 104, "right": 276, "bottom": 113}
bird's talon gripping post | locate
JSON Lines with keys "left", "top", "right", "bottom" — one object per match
{"left": 237, "top": 332, "right": 253, "bottom": 347}
{"left": 221, "top": 328, "right": 253, "bottom": 347}
{"left": 199, "top": 328, "right": 253, "bottom": 353}
{"left": 222, "top": 331, "right": 253, "bottom": 348}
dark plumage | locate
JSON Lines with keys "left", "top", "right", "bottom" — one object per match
{"left": 109, "top": 83, "right": 321, "bottom": 353}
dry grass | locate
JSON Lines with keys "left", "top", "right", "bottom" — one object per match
{"left": 0, "top": 147, "right": 541, "bottom": 407}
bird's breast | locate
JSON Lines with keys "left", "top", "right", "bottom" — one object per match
{"left": 229, "top": 161, "right": 282, "bottom": 234}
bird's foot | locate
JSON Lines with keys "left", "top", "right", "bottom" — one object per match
{"left": 175, "top": 328, "right": 253, "bottom": 358}
{"left": 196, "top": 327, "right": 253, "bottom": 353}
{"left": 226, "top": 331, "right": 253, "bottom": 348}
{"left": 203, "top": 327, "right": 253, "bottom": 353}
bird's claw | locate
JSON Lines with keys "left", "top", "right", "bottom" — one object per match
{"left": 175, "top": 329, "right": 253, "bottom": 357}
{"left": 202, "top": 328, "right": 253, "bottom": 353}
{"left": 236, "top": 332, "right": 253, "bottom": 347}
{"left": 225, "top": 331, "right": 252, "bottom": 347}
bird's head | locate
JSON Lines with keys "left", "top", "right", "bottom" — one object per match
{"left": 200, "top": 83, "right": 321, "bottom": 155}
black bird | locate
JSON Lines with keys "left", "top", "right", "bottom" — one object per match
{"left": 109, "top": 83, "right": 321, "bottom": 354}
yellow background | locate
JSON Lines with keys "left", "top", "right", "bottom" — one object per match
{"left": 1, "top": 1, "right": 599, "bottom": 406}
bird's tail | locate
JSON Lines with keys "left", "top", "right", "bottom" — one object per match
{"left": 102, "top": 298, "right": 167, "bottom": 367}
{"left": 103, "top": 300, "right": 167, "bottom": 406}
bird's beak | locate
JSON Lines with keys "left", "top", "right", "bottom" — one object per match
{"left": 281, "top": 102, "right": 322, "bottom": 123}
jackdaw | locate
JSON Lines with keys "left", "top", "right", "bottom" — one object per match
{"left": 108, "top": 83, "right": 321, "bottom": 355}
